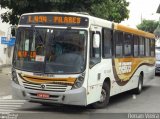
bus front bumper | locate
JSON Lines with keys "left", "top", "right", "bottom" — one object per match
{"left": 11, "top": 81, "right": 87, "bottom": 106}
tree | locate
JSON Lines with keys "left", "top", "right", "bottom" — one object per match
{"left": 137, "top": 20, "right": 159, "bottom": 33}
{"left": 0, "top": 0, "right": 129, "bottom": 25}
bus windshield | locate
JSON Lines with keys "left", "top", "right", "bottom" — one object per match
{"left": 13, "top": 27, "right": 87, "bottom": 74}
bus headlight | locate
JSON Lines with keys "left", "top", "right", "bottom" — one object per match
{"left": 12, "top": 68, "right": 19, "bottom": 84}
{"left": 72, "top": 76, "right": 84, "bottom": 89}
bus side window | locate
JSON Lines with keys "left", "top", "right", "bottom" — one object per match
{"left": 124, "top": 33, "right": 132, "bottom": 57}
{"left": 145, "top": 38, "right": 150, "bottom": 57}
{"left": 150, "top": 39, "right": 155, "bottom": 57}
{"left": 133, "top": 35, "right": 139, "bottom": 57}
{"left": 139, "top": 37, "right": 145, "bottom": 56}
{"left": 115, "top": 31, "right": 123, "bottom": 57}
{"left": 102, "top": 28, "right": 112, "bottom": 58}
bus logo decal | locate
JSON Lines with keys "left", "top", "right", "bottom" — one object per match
{"left": 41, "top": 84, "right": 46, "bottom": 90}
{"left": 112, "top": 58, "right": 155, "bottom": 86}
{"left": 118, "top": 62, "right": 132, "bottom": 74}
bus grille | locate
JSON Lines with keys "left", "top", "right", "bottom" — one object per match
{"left": 22, "top": 81, "right": 70, "bottom": 92}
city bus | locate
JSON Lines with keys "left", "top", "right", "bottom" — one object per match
{"left": 11, "top": 12, "right": 155, "bottom": 108}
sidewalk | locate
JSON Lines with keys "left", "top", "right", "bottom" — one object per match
{"left": 0, "top": 65, "right": 12, "bottom": 97}
{"left": 0, "top": 65, "right": 11, "bottom": 75}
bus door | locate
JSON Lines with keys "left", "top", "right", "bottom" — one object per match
{"left": 87, "top": 26, "right": 103, "bottom": 104}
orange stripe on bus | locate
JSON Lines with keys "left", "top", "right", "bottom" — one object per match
{"left": 19, "top": 74, "right": 76, "bottom": 85}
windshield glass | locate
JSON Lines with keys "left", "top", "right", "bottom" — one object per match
{"left": 13, "top": 27, "right": 87, "bottom": 74}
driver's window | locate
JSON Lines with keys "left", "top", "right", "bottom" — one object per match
{"left": 90, "top": 31, "right": 101, "bottom": 68}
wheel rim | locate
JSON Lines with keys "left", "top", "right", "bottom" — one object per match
{"left": 100, "top": 89, "right": 106, "bottom": 102}
{"left": 138, "top": 80, "right": 142, "bottom": 91}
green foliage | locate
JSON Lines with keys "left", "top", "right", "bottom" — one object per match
{"left": 137, "top": 20, "right": 159, "bottom": 33}
{"left": 0, "top": 0, "right": 129, "bottom": 25}
{"left": 89, "top": 0, "right": 129, "bottom": 23}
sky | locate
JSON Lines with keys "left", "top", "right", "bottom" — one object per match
{"left": 121, "top": 0, "right": 160, "bottom": 28}
{"left": 0, "top": 0, "right": 160, "bottom": 36}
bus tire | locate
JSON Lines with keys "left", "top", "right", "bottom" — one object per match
{"left": 92, "top": 83, "right": 110, "bottom": 109}
{"left": 134, "top": 74, "right": 143, "bottom": 94}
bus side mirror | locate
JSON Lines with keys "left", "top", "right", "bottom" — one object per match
{"left": 7, "top": 25, "right": 17, "bottom": 41}
{"left": 93, "top": 33, "right": 100, "bottom": 48}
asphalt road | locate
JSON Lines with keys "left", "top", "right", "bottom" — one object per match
{"left": 0, "top": 72, "right": 160, "bottom": 119}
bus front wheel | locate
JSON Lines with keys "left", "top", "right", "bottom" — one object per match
{"left": 92, "top": 83, "right": 110, "bottom": 109}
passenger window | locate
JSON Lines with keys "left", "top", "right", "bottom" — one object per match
{"left": 145, "top": 38, "right": 150, "bottom": 56}
{"left": 139, "top": 37, "right": 145, "bottom": 56}
{"left": 124, "top": 33, "right": 132, "bottom": 56}
{"left": 134, "top": 36, "right": 139, "bottom": 57}
{"left": 150, "top": 39, "right": 155, "bottom": 56}
{"left": 102, "top": 28, "right": 112, "bottom": 58}
{"left": 115, "top": 31, "right": 123, "bottom": 57}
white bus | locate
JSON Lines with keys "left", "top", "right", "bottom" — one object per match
{"left": 11, "top": 12, "right": 155, "bottom": 108}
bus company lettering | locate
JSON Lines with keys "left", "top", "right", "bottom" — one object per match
{"left": 118, "top": 62, "right": 132, "bottom": 74}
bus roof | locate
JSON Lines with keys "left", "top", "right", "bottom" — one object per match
{"left": 114, "top": 24, "right": 155, "bottom": 39}
{"left": 20, "top": 12, "right": 113, "bottom": 29}
{"left": 20, "top": 12, "right": 155, "bottom": 39}
{"left": 21, "top": 12, "right": 91, "bottom": 17}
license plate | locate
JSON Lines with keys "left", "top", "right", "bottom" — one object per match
{"left": 37, "top": 93, "right": 50, "bottom": 99}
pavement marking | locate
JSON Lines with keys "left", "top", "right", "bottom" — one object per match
{"left": 0, "top": 99, "right": 26, "bottom": 102}
{"left": 0, "top": 105, "right": 22, "bottom": 108}
{"left": 0, "top": 98, "right": 26, "bottom": 113}
{"left": 0, "top": 109, "right": 14, "bottom": 112}
{"left": 0, "top": 102, "right": 25, "bottom": 105}
{"left": 0, "top": 95, "right": 12, "bottom": 99}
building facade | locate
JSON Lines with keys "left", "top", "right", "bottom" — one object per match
{"left": 0, "top": 29, "right": 14, "bottom": 66}
{"left": 0, "top": 30, "right": 5, "bottom": 36}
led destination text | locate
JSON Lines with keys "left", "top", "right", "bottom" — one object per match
{"left": 28, "top": 16, "right": 81, "bottom": 24}
{"left": 19, "top": 14, "right": 89, "bottom": 27}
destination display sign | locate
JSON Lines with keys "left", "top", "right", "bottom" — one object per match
{"left": 19, "top": 14, "right": 89, "bottom": 27}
